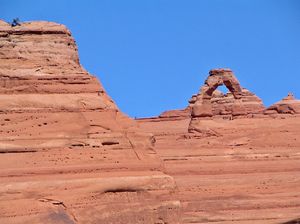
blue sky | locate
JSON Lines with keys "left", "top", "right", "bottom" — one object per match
{"left": 1, "top": 0, "right": 300, "bottom": 117}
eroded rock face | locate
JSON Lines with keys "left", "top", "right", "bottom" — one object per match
{"left": 0, "top": 20, "right": 143, "bottom": 153}
{"left": 159, "top": 108, "right": 191, "bottom": 120}
{"left": 190, "top": 69, "right": 265, "bottom": 118}
{"left": 0, "top": 20, "right": 115, "bottom": 104}
{"left": 154, "top": 69, "right": 265, "bottom": 124}
{"left": 0, "top": 20, "right": 179, "bottom": 223}
{"left": 136, "top": 72, "right": 300, "bottom": 223}
{"left": 135, "top": 68, "right": 300, "bottom": 223}
{"left": 188, "top": 69, "right": 266, "bottom": 133}
{"left": 137, "top": 110, "right": 300, "bottom": 224}
{"left": 265, "top": 93, "right": 300, "bottom": 115}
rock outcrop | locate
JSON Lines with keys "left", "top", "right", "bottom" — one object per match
{"left": 141, "top": 68, "right": 268, "bottom": 134}
{"left": 0, "top": 20, "right": 154, "bottom": 159}
{"left": 159, "top": 108, "right": 191, "bottom": 119}
{"left": 156, "top": 69, "right": 265, "bottom": 124}
{"left": 265, "top": 93, "right": 300, "bottom": 115}
{"left": 188, "top": 69, "right": 265, "bottom": 133}
{"left": 137, "top": 108, "right": 300, "bottom": 224}
{"left": 136, "top": 68, "right": 300, "bottom": 224}
{"left": 0, "top": 20, "right": 179, "bottom": 224}
{"left": 190, "top": 69, "right": 265, "bottom": 118}
{"left": 2, "top": 19, "right": 300, "bottom": 224}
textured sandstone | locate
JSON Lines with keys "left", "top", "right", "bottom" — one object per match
{"left": 0, "top": 20, "right": 147, "bottom": 155}
{"left": 159, "top": 108, "right": 191, "bottom": 119}
{"left": 136, "top": 69, "right": 300, "bottom": 224}
{"left": 0, "top": 20, "right": 179, "bottom": 223}
{"left": 188, "top": 69, "right": 265, "bottom": 133}
{"left": 156, "top": 69, "right": 266, "bottom": 125}
{"left": 138, "top": 110, "right": 300, "bottom": 224}
{"left": 266, "top": 93, "right": 300, "bottom": 114}
{"left": 1, "top": 19, "right": 300, "bottom": 224}
{"left": 191, "top": 68, "right": 265, "bottom": 118}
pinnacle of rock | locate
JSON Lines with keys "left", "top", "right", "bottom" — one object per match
{"left": 283, "top": 92, "right": 296, "bottom": 100}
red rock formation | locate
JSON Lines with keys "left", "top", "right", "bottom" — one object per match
{"left": 136, "top": 69, "right": 300, "bottom": 223}
{"left": 188, "top": 69, "right": 265, "bottom": 133}
{"left": 0, "top": 20, "right": 180, "bottom": 223}
{"left": 0, "top": 20, "right": 160, "bottom": 161}
{"left": 157, "top": 69, "right": 265, "bottom": 125}
{"left": 137, "top": 112, "right": 300, "bottom": 224}
{"left": 191, "top": 68, "right": 265, "bottom": 118}
{"left": 2, "top": 19, "right": 300, "bottom": 224}
{"left": 265, "top": 93, "right": 300, "bottom": 115}
{"left": 159, "top": 108, "right": 191, "bottom": 120}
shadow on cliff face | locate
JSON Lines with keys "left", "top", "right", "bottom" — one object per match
{"left": 281, "top": 218, "right": 300, "bottom": 224}
{"left": 44, "top": 209, "right": 76, "bottom": 224}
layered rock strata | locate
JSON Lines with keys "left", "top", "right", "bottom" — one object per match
{"left": 136, "top": 68, "right": 300, "bottom": 223}
{"left": 0, "top": 19, "right": 162, "bottom": 162}
{"left": 0, "top": 20, "right": 179, "bottom": 223}
{"left": 188, "top": 69, "right": 265, "bottom": 133}
{"left": 155, "top": 69, "right": 265, "bottom": 124}
{"left": 137, "top": 111, "right": 300, "bottom": 224}
{"left": 265, "top": 93, "right": 300, "bottom": 115}
{"left": 190, "top": 69, "right": 265, "bottom": 118}
{"left": 2, "top": 19, "right": 299, "bottom": 224}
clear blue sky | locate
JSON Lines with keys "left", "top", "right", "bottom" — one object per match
{"left": 1, "top": 0, "right": 300, "bottom": 117}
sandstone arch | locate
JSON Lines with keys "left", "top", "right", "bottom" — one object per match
{"left": 190, "top": 69, "right": 264, "bottom": 118}
{"left": 201, "top": 69, "right": 242, "bottom": 100}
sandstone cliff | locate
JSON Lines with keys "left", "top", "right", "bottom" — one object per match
{"left": 0, "top": 19, "right": 156, "bottom": 159}
{"left": 1, "top": 19, "right": 300, "bottom": 224}
{"left": 0, "top": 20, "right": 180, "bottom": 224}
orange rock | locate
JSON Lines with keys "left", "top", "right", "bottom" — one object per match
{"left": 266, "top": 93, "right": 300, "bottom": 114}
{"left": 136, "top": 69, "right": 300, "bottom": 223}
{"left": 191, "top": 69, "right": 265, "bottom": 118}
{"left": 0, "top": 20, "right": 179, "bottom": 223}
{"left": 1, "top": 19, "right": 300, "bottom": 224}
